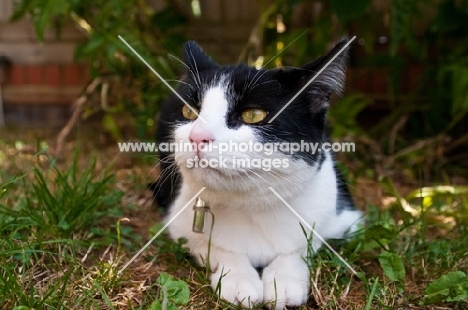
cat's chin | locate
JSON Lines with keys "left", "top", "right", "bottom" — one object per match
{"left": 182, "top": 165, "right": 242, "bottom": 190}
{"left": 176, "top": 152, "right": 314, "bottom": 194}
{"left": 178, "top": 164, "right": 259, "bottom": 194}
{"left": 187, "top": 165, "right": 222, "bottom": 178}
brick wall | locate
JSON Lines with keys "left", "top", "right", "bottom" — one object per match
{"left": 0, "top": 0, "right": 90, "bottom": 125}
{"left": 0, "top": 0, "right": 418, "bottom": 127}
{"left": 0, "top": 0, "right": 260, "bottom": 126}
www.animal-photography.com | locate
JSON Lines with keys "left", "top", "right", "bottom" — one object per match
{"left": 0, "top": 1, "right": 467, "bottom": 309}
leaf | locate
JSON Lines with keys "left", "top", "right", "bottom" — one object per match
{"left": 157, "top": 273, "right": 190, "bottom": 305}
{"left": 13, "top": 0, "right": 72, "bottom": 41}
{"left": 423, "top": 271, "right": 468, "bottom": 305}
{"left": 148, "top": 299, "right": 179, "bottom": 310}
{"left": 329, "top": 93, "right": 372, "bottom": 137}
{"left": 82, "top": 33, "right": 106, "bottom": 55}
{"left": 102, "top": 114, "right": 122, "bottom": 141}
{"left": 378, "top": 252, "right": 405, "bottom": 283}
{"left": 451, "top": 66, "right": 468, "bottom": 114}
{"left": 330, "top": 0, "right": 373, "bottom": 23}
{"left": 57, "top": 218, "right": 70, "bottom": 231}
{"left": 365, "top": 223, "right": 398, "bottom": 241}
{"left": 406, "top": 185, "right": 468, "bottom": 199}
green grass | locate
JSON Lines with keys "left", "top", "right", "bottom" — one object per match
{"left": 0, "top": 138, "right": 155, "bottom": 309}
{"left": 0, "top": 131, "right": 467, "bottom": 309}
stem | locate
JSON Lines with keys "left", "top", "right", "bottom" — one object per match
{"left": 205, "top": 210, "right": 215, "bottom": 279}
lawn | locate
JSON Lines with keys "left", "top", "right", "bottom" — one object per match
{"left": 0, "top": 123, "right": 467, "bottom": 310}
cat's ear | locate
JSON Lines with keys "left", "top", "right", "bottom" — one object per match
{"left": 301, "top": 38, "right": 349, "bottom": 95}
{"left": 183, "top": 41, "right": 219, "bottom": 72}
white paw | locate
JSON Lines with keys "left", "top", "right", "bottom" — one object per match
{"left": 211, "top": 269, "right": 263, "bottom": 308}
{"left": 262, "top": 267, "right": 309, "bottom": 310}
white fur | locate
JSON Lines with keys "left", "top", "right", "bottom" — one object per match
{"left": 167, "top": 82, "right": 362, "bottom": 309}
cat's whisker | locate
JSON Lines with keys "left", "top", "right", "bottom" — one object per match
{"left": 187, "top": 47, "right": 202, "bottom": 87}
{"left": 249, "top": 80, "right": 280, "bottom": 92}
{"left": 166, "top": 79, "right": 196, "bottom": 90}
{"left": 247, "top": 29, "right": 307, "bottom": 91}
{"left": 241, "top": 70, "right": 252, "bottom": 95}
{"left": 246, "top": 66, "right": 277, "bottom": 91}
{"left": 144, "top": 158, "right": 163, "bottom": 181}
{"left": 261, "top": 29, "right": 308, "bottom": 71}
{"left": 169, "top": 54, "right": 201, "bottom": 90}
{"left": 153, "top": 160, "right": 180, "bottom": 202}
{"left": 242, "top": 169, "right": 271, "bottom": 190}
{"left": 168, "top": 54, "right": 191, "bottom": 71}
{"left": 153, "top": 155, "right": 177, "bottom": 183}
{"left": 240, "top": 171, "right": 265, "bottom": 194}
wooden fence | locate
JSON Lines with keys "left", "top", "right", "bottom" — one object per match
{"left": 0, "top": 0, "right": 410, "bottom": 126}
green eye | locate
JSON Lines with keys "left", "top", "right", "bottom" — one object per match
{"left": 182, "top": 105, "right": 199, "bottom": 120}
{"left": 241, "top": 108, "right": 268, "bottom": 124}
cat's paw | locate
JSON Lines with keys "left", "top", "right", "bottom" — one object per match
{"left": 211, "top": 269, "right": 263, "bottom": 308}
{"left": 262, "top": 267, "right": 309, "bottom": 310}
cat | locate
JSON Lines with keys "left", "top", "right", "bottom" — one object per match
{"left": 151, "top": 39, "right": 362, "bottom": 309}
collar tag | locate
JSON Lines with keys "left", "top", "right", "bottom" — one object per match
{"left": 192, "top": 198, "right": 210, "bottom": 233}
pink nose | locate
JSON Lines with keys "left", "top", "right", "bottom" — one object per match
{"left": 189, "top": 128, "right": 215, "bottom": 145}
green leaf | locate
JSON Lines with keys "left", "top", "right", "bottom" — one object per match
{"left": 13, "top": 0, "right": 72, "bottom": 41}
{"left": 330, "top": 0, "right": 373, "bottom": 23}
{"left": 83, "top": 33, "right": 106, "bottom": 55}
{"left": 102, "top": 114, "right": 122, "bottom": 141}
{"left": 423, "top": 271, "right": 468, "bottom": 305}
{"left": 148, "top": 299, "right": 179, "bottom": 310}
{"left": 451, "top": 66, "right": 468, "bottom": 114}
{"left": 378, "top": 252, "right": 405, "bottom": 283}
{"left": 157, "top": 273, "right": 190, "bottom": 305}
{"left": 149, "top": 222, "right": 165, "bottom": 235}
{"left": 329, "top": 93, "right": 372, "bottom": 137}
{"left": 57, "top": 218, "right": 70, "bottom": 231}
{"left": 365, "top": 223, "right": 398, "bottom": 241}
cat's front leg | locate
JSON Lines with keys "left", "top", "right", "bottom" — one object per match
{"left": 208, "top": 249, "right": 263, "bottom": 308}
{"left": 262, "top": 252, "right": 310, "bottom": 310}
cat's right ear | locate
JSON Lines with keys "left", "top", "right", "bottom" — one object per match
{"left": 183, "top": 41, "right": 219, "bottom": 72}
{"left": 300, "top": 38, "right": 349, "bottom": 95}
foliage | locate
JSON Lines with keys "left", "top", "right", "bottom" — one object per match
{"left": 11, "top": 0, "right": 189, "bottom": 139}
{"left": 423, "top": 271, "right": 468, "bottom": 305}
{"left": 11, "top": 0, "right": 468, "bottom": 174}
{"left": 0, "top": 152, "right": 122, "bottom": 240}
{"left": 253, "top": 0, "right": 468, "bottom": 176}
{"left": 148, "top": 273, "right": 190, "bottom": 310}
{"left": 378, "top": 252, "right": 405, "bottom": 287}
{"left": 300, "top": 174, "right": 468, "bottom": 308}
{"left": 0, "top": 149, "right": 129, "bottom": 308}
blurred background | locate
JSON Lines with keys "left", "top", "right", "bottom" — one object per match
{"left": 1, "top": 0, "right": 467, "bottom": 183}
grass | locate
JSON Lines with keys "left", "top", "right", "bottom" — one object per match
{"left": 0, "top": 126, "right": 467, "bottom": 309}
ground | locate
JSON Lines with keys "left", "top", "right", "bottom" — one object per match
{"left": 0, "top": 121, "right": 467, "bottom": 309}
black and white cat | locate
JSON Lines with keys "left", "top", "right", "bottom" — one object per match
{"left": 152, "top": 40, "right": 362, "bottom": 309}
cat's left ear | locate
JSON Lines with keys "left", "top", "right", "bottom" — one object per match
{"left": 183, "top": 41, "right": 219, "bottom": 72}
{"left": 301, "top": 38, "right": 349, "bottom": 97}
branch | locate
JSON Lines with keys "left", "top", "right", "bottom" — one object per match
{"left": 237, "top": 3, "right": 277, "bottom": 64}
{"left": 54, "top": 77, "right": 108, "bottom": 157}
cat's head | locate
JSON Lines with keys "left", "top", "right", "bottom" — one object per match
{"left": 169, "top": 40, "right": 348, "bottom": 192}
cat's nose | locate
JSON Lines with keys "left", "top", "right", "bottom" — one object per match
{"left": 189, "top": 128, "right": 215, "bottom": 145}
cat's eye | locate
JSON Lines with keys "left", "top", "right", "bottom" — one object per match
{"left": 241, "top": 108, "right": 268, "bottom": 124}
{"left": 182, "top": 105, "right": 199, "bottom": 120}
